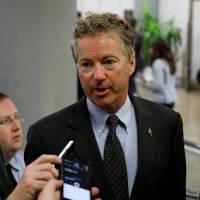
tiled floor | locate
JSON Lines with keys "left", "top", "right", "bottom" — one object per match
{"left": 185, "top": 148, "right": 200, "bottom": 193}
{"left": 174, "top": 88, "right": 200, "bottom": 144}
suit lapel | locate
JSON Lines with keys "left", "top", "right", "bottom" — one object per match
{"left": 130, "top": 96, "right": 157, "bottom": 198}
{"left": 65, "top": 98, "right": 113, "bottom": 200}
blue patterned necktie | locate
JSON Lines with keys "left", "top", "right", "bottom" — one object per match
{"left": 104, "top": 114, "right": 129, "bottom": 200}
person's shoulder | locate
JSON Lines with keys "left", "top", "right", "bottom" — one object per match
{"left": 153, "top": 58, "right": 168, "bottom": 69}
{"left": 31, "top": 98, "right": 86, "bottom": 129}
{"left": 133, "top": 96, "right": 180, "bottom": 117}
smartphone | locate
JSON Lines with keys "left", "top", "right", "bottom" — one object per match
{"left": 60, "top": 159, "right": 91, "bottom": 200}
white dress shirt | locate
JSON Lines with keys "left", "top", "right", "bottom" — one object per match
{"left": 8, "top": 150, "right": 25, "bottom": 183}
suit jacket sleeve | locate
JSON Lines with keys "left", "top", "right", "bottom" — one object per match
{"left": 170, "top": 113, "right": 186, "bottom": 199}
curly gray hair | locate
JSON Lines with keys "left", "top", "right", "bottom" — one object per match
{"left": 71, "top": 13, "right": 135, "bottom": 62}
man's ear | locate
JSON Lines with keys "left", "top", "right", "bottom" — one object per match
{"left": 129, "top": 55, "right": 136, "bottom": 75}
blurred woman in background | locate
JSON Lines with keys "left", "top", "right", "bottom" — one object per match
{"left": 143, "top": 38, "right": 177, "bottom": 108}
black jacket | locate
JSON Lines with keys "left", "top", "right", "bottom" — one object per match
{"left": 25, "top": 95, "right": 186, "bottom": 200}
{"left": 0, "top": 148, "right": 13, "bottom": 199}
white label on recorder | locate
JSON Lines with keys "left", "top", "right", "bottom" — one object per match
{"left": 63, "top": 183, "right": 90, "bottom": 200}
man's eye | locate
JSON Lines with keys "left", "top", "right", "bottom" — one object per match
{"left": 78, "top": 62, "right": 93, "bottom": 72}
{"left": 0, "top": 118, "right": 9, "bottom": 125}
{"left": 81, "top": 62, "right": 92, "bottom": 68}
{"left": 103, "top": 59, "right": 115, "bottom": 65}
{"left": 3, "top": 118, "right": 9, "bottom": 123}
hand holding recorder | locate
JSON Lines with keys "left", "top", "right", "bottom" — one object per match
{"left": 58, "top": 141, "right": 102, "bottom": 200}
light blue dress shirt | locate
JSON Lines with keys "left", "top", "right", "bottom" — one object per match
{"left": 87, "top": 95, "right": 138, "bottom": 195}
{"left": 8, "top": 150, "right": 25, "bottom": 183}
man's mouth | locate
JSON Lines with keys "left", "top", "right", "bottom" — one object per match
{"left": 96, "top": 88, "right": 106, "bottom": 92}
{"left": 12, "top": 134, "right": 21, "bottom": 141}
{"left": 94, "top": 87, "right": 109, "bottom": 96}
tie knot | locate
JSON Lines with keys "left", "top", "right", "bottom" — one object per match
{"left": 6, "top": 163, "right": 12, "bottom": 170}
{"left": 107, "top": 114, "right": 119, "bottom": 133}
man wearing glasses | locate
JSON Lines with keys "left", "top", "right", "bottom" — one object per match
{"left": 0, "top": 92, "right": 25, "bottom": 190}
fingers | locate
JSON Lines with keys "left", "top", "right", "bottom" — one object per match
{"left": 48, "top": 179, "right": 63, "bottom": 190}
{"left": 38, "top": 179, "right": 63, "bottom": 200}
{"left": 17, "top": 154, "right": 61, "bottom": 198}
{"left": 32, "top": 154, "right": 61, "bottom": 165}
{"left": 54, "top": 180, "right": 63, "bottom": 189}
{"left": 91, "top": 187, "right": 101, "bottom": 199}
{"left": 33, "top": 162, "right": 59, "bottom": 178}
{"left": 7, "top": 154, "right": 62, "bottom": 200}
{"left": 24, "top": 163, "right": 58, "bottom": 185}
{"left": 27, "top": 154, "right": 61, "bottom": 181}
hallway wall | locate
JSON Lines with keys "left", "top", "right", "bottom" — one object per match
{"left": 77, "top": 0, "right": 134, "bottom": 18}
{"left": 159, "top": 0, "right": 200, "bottom": 83}
{"left": 0, "top": 0, "right": 77, "bottom": 143}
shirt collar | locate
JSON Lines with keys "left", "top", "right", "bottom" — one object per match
{"left": 8, "top": 153, "right": 20, "bottom": 172}
{"left": 86, "top": 95, "right": 132, "bottom": 134}
{"left": 87, "top": 98, "right": 108, "bottom": 134}
{"left": 116, "top": 96, "right": 132, "bottom": 130}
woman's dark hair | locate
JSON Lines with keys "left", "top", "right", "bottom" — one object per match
{"left": 150, "top": 38, "right": 176, "bottom": 74}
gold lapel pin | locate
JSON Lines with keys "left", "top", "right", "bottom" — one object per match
{"left": 147, "top": 128, "right": 153, "bottom": 136}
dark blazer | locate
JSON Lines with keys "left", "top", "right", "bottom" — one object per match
{"left": 0, "top": 148, "right": 13, "bottom": 199}
{"left": 24, "top": 95, "right": 186, "bottom": 200}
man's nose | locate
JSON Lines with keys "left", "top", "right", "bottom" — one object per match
{"left": 93, "top": 64, "right": 106, "bottom": 80}
{"left": 11, "top": 119, "right": 21, "bottom": 131}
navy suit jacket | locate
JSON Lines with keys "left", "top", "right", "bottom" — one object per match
{"left": 24, "top": 95, "right": 186, "bottom": 200}
{"left": 0, "top": 148, "right": 13, "bottom": 199}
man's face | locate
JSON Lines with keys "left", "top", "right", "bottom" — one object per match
{"left": 0, "top": 98, "right": 23, "bottom": 159}
{"left": 75, "top": 33, "right": 135, "bottom": 113}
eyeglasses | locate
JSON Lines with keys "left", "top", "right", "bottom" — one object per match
{"left": 0, "top": 114, "right": 24, "bottom": 126}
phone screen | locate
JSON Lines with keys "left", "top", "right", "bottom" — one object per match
{"left": 61, "top": 159, "right": 91, "bottom": 200}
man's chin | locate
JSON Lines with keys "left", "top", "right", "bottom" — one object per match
{"left": 92, "top": 97, "right": 110, "bottom": 107}
{"left": 12, "top": 143, "right": 22, "bottom": 151}
{"left": 92, "top": 99, "right": 117, "bottom": 112}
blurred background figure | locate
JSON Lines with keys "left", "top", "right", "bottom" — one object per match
{"left": 0, "top": 92, "right": 25, "bottom": 190}
{"left": 142, "top": 38, "right": 177, "bottom": 109}
{"left": 127, "top": 17, "right": 145, "bottom": 97}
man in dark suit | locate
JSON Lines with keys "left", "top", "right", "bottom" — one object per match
{"left": 25, "top": 13, "right": 186, "bottom": 200}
